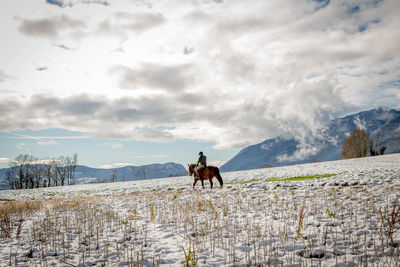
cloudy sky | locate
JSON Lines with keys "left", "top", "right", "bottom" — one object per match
{"left": 0, "top": 0, "right": 399, "bottom": 169}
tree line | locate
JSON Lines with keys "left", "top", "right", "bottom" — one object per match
{"left": 4, "top": 153, "right": 78, "bottom": 190}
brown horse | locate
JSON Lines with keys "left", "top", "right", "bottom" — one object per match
{"left": 188, "top": 164, "right": 223, "bottom": 189}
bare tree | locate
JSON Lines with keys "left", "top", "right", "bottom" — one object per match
{"left": 43, "top": 159, "right": 58, "bottom": 187}
{"left": 66, "top": 153, "right": 77, "bottom": 185}
{"left": 4, "top": 153, "right": 78, "bottom": 190}
{"left": 8, "top": 154, "right": 36, "bottom": 189}
{"left": 341, "top": 128, "right": 372, "bottom": 159}
{"left": 55, "top": 154, "right": 78, "bottom": 186}
{"left": 31, "top": 163, "right": 44, "bottom": 189}
{"left": 43, "top": 161, "right": 52, "bottom": 187}
{"left": 369, "top": 133, "right": 387, "bottom": 156}
{"left": 56, "top": 156, "right": 67, "bottom": 186}
{"left": 5, "top": 166, "right": 18, "bottom": 190}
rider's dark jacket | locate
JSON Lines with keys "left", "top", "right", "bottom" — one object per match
{"left": 196, "top": 154, "right": 207, "bottom": 166}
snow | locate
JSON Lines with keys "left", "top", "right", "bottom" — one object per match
{"left": 1, "top": 154, "right": 400, "bottom": 266}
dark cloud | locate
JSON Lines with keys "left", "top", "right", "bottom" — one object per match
{"left": 30, "top": 95, "right": 61, "bottom": 110}
{"left": 27, "top": 94, "right": 105, "bottom": 119}
{"left": 63, "top": 96, "right": 104, "bottom": 115}
{"left": 183, "top": 10, "right": 211, "bottom": 23}
{"left": 17, "top": 15, "right": 85, "bottom": 39}
{"left": 0, "top": 92, "right": 233, "bottom": 143}
{"left": 0, "top": 75, "right": 385, "bottom": 150}
{"left": 112, "top": 94, "right": 196, "bottom": 124}
{"left": 110, "top": 63, "right": 193, "bottom": 92}
{"left": 115, "top": 108, "right": 140, "bottom": 121}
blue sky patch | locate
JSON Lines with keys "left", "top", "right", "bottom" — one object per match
{"left": 46, "top": 0, "right": 63, "bottom": 8}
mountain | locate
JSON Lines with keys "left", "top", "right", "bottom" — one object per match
{"left": 74, "top": 162, "right": 188, "bottom": 184}
{"left": 220, "top": 107, "right": 400, "bottom": 172}
{"left": 0, "top": 162, "right": 188, "bottom": 190}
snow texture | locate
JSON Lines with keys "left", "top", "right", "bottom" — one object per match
{"left": 1, "top": 153, "right": 400, "bottom": 266}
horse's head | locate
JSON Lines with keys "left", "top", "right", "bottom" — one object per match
{"left": 187, "top": 164, "right": 195, "bottom": 176}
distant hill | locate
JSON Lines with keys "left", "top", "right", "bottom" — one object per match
{"left": 220, "top": 107, "right": 400, "bottom": 172}
{"left": 0, "top": 162, "right": 188, "bottom": 190}
{"left": 74, "top": 162, "right": 188, "bottom": 183}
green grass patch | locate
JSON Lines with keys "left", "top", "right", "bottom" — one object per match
{"left": 225, "top": 178, "right": 263, "bottom": 185}
{"left": 266, "top": 174, "right": 336, "bottom": 182}
{"left": 226, "top": 174, "right": 336, "bottom": 185}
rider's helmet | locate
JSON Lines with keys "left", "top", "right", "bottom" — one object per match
{"left": 199, "top": 151, "right": 203, "bottom": 155}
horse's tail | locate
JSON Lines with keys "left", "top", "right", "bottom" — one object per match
{"left": 215, "top": 168, "right": 223, "bottom": 188}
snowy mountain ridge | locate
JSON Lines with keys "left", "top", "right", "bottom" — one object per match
{"left": 220, "top": 107, "right": 400, "bottom": 172}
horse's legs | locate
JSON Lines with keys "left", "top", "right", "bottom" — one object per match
{"left": 209, "top": 178, "right": 213, "bottom": 189}
{"left": 193, "top": 178, "right": 198, "bottom": 189}
{"left": 216, "top": 171, "right": 223, "bottom": 188}
{"left": 200, "top": 179, "right": 205, "bottom": 189}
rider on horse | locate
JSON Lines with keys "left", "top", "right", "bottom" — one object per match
{"left": 188, "top": 153, "right": 223, "bottom": 189}
{"left": 195, "top": 151, "right": 207, "bottom": 179}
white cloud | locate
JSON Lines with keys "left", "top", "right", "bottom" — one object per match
{"left": 261, "top": 143, "right": 272, "bottom": 151}
{"left": 17, "top": 15, "right": 86, "bottom": 39}
{"left": 353, "top": 116, "right": 367, "bottom": 130}
{"left": 33, "top": 159, "right": 60, "bottom": 164}
{"left": 0, "top": 157, "right": 10, "bottom": 163}
{"left": 38, "top": 140, "right": 59, "bottom": 146}
{"left": 277, "top": 144, "right": 323, "bottom": 163}
{"left": 16, "top": 143, "right": 29, "bottom": 151}
{"left": 104, "top": 143, "right": 123, "bottom": 149}
{"left": 0, "top": 0, "right": 399, "bottom": 156}
{"left": 0, "top": 70, "right": 12, "bottom": 83}
{"left": 99, "top": 162, "right": 132, "bottom": 169}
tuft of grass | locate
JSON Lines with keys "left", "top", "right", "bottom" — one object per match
{"left": 199, "top": 197, "right": 218, "bottom": 219}
{"left": 0, "top": 200, "right": 43, "bottom": 239}
{"left": 381, "top": 201, "right": 400, "bottom": 246}
{"left": 326, "top": 207, "right": 336, "bottom": 218}
{"left": 296, "top": 200, "right": 307, "bottom": 240}
{"left": 181, "top": 239, "right": 198, "bottom": 267}
{"left": 149, "top": 202, "right": 155, "bottom": 221}
{"left": 130, "top": 209, "right": 140, "bottom": 220}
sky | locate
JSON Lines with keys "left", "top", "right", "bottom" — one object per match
{"left": 0, "top": 0, "right": 399, "bottom": 169}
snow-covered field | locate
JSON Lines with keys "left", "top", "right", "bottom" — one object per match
{"left": 1, "top": 154, "right": 400, "bottom": 266}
